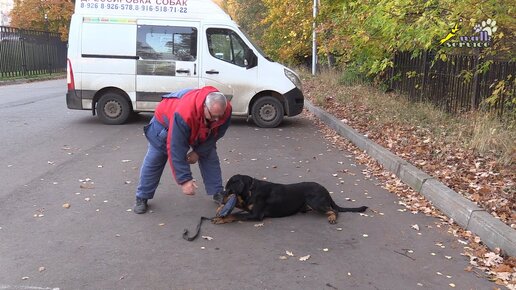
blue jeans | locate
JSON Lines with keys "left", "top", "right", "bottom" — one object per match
{"left": 135, "top": 129, "right": 224, "bottom": 200}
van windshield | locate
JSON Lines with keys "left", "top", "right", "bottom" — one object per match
{"left": 238, "top": 27, "right": 274, "bottom": 62}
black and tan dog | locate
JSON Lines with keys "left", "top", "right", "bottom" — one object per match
{"left": 213, "top": 174, "right": 367, "bottom": 224}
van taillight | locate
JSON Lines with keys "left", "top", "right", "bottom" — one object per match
{"left": 67, "top": 58, "right": 75, "bottom": 91}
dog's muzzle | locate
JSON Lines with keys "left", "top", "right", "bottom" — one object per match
{"left": 216, "top": 194, "right": 237, "bottom": 217}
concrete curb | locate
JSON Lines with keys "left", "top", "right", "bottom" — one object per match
{"left": 305, "top": 100, "right": 516, "bottom": 257}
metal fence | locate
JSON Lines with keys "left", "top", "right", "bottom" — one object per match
{"left": 388, "top": 51, "right": 515, "bottom": 115}
{"left": 0, "top": 26, "right": 67, "bottom": 78}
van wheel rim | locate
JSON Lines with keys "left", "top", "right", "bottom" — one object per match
{"left": 105, "top": 100, "right": 122, "bottom": 118}
{"left": 259, "top": 104, "right": 276, "bottom": 121}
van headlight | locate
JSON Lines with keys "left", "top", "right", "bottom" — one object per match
{"left": 284, "top": 69, "right": 302, "bottom": 90}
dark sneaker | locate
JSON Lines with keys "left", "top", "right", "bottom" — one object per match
{"left": 134, "top": 197, "right": 148, "bottom": 214}
{"left": 212, "top": 192, "right": 224, "bottom": 205}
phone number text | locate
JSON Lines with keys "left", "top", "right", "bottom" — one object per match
{"left": 81, "top": 2, "right": 188, "bottom": 13}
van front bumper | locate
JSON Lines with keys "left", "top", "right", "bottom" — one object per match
{"left": 284, "top": 87, "right": 304, "bottom": 116}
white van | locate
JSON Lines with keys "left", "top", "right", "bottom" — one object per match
{"left": 66, "top": 0, "right": 304, "bottom": 127}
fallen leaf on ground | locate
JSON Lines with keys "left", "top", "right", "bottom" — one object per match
{"left": 484, "top": 252, "right": 503, "bottom": 266}
{"left": 492, "top": 264, "right": 512, "bottom": 273}
{"left": 299, "top": 255, "right": 311, "bottom": 261}
{"left": 80, "top": 183, "right": 95, "bottom": 189}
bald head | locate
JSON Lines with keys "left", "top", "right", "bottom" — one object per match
{"left": 204, "top": 92, "right": 227, "bottom": 121}
{"left": 205, "top": 92, "right": 227, "bottom": 110}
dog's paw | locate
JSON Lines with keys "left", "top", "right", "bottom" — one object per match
{"left": 326, "top": 211, "right": 338, "bottom": 224}
{"left": 215, "top": 204, "right": 224, "bottom": 216}
{"left": 211, "top": 217, "right": 226, "bottom": 224}
{"left": 212, "top": 215, "right": 239, "bottom": 224}
{"left": 327, "top": 216, "right": 337, "bottom": 224}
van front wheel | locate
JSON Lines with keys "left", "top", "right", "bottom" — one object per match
{"left": 251, "top": 96, "right": 284, "bottom": 128}
{"left": 97, "top": 93, "right": 132, "bottom": 125}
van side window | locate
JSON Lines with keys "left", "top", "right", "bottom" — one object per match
{"left": 206, "top": 28, "right": 247, "bottom": 67}
{"left": 137, "top": 25, "right": 197, "bottom": 61}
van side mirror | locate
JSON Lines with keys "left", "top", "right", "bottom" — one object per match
{"left": 244, "top": 49, "right": 258, "bottom": 69}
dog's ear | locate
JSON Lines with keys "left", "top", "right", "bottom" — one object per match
{"left": 226, "top": 175, "right": 249, "bottom": 196}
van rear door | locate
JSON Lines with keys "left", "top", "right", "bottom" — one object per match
{"left": 135, "top": 20, "right": 200, "bottom": 111}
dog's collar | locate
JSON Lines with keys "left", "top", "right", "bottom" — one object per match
{"left": 244, "top": 178, "right": 256, "bottom": 204}
{"left": 249, "top": 178, "right": 256, "bottom": 191}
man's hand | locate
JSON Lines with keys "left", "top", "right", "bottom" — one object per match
{"left": 186, "top": 151, "right": 199, "bottom": 164}
{"left": 181, "top": 179, "right": 198, "bottom": 195}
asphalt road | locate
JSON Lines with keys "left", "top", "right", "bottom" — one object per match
{"left": 0, "top": 80, "right": 495, "bottom": 289}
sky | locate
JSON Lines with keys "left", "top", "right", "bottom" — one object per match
{"left": 0, "top": 0, "right": 13, "bottom": 25}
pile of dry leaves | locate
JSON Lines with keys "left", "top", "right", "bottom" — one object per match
{"left": 302, "top": 77, "right": 515, "bottom": 288}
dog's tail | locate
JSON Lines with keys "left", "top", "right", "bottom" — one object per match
{"left": 331, "top": 200, "right": 367, "bottom": 213}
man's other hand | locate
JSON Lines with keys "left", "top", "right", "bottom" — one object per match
{"left": 186, "top": 151, "right": 199, "bottom": 164}
{"left": 181, "top": 180, "right": 198, "bottom": 195}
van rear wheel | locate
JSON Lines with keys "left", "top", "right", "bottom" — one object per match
{"left": 97, "top": 92, "right": 132, "bottom": 125}
{"left": 251, "top": 96, "right": 284, "bottom": 128}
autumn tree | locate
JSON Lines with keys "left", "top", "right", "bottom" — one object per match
{"left": 10, "top": 0, "right": 73, "bottom": 40}
{"left": 225, "top": 0, "right": 514, "bottom": 69}
{"left": 223, "top": 0, "right": 267, "bottom": 48}
{"left": 315, "top": 0, "right": 351, "bottom": 67}
{"left": 261, "top": 0, "right": 313, "bottom": 65}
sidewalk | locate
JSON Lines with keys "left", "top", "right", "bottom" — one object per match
{"left": 0, "top": 74, "right": 65, "bottom": 87}
{"left": 305, "top": 100, "right": 516, "bottom": 257}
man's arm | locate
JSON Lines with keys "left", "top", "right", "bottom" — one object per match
{"left": 169, "top": 112, "right": 193, "bottom": 185}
